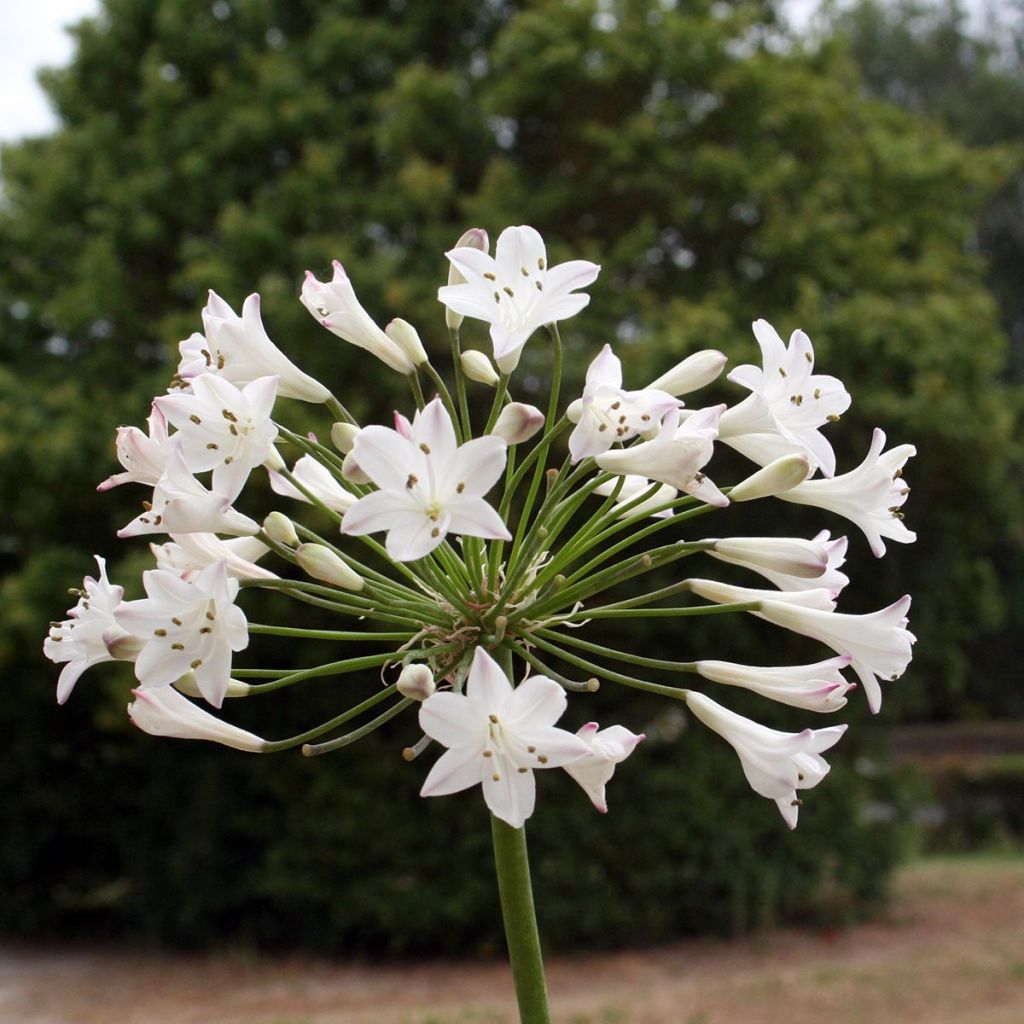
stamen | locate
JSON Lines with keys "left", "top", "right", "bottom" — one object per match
{"left": 190, "top": 659, "right": 203, "bottom": 669}
{"left": 190, "top": 414, "right": 202, "bottom": 424}
{"left": 813, "top": 388, "right": 821, "bottom": 399}
{"left": 456, "top": 482, "right": 465, "bottom": 493}
{"left": 503, "top": 286, "right": 515, "bottom": 298}
{"left": 490, "top": 714, "right": 499, "bottom": 724}
{"left": 494, "top": 291, "right": 501, "bottom": 303}
{"left": 520, "top": 267, "right": 529, "bottom": 277}
{"left": 537, "top": 754, "right": 548, "bottom": 764}
{"left": 420, "top": 443, "right": 431, "bottom": 454}
{"left": 483, "top": 750, "right": 493, "bottom": 758}
{"left": 827, "top": 414, "right": 841, "bottom": 422}
{"left": 805, "top": 352, "right": 813, "bottom": 363}
{"left": 171, "top": 617, "right": 183, "bottom": 626}
{"left": 222, "top": 409, "right": 238, "bottom": 422}
{"left": 527, "top": 745, "right": 536, "bottom": 753}
{"left": 154, "top": 628, "right": 167, "bottom": 637}
{"left": 431, "top": 527, "right": 440, "bottom": 537}
{"left": 484, "top": 272, "right": 496, "bottom": 281}
{"left": 492, "top": 773, "right": 501, "bottom": 782}
{"left": 779, "top": 367, "right": 787, "bottom": 377}
{"left": 537, "top": 257, "right": 545, "bottom": 270}
{"left": 206, "top": 442, "right": 219, "bottom": 450}
{"left": 406, "top": 473, "right": 418, "bottom": 489}
{"left": 517, "top": 767, "right": 528, "bottom": 774}
{"left": 170, "top": 642, "right": 185, "bottom": 650}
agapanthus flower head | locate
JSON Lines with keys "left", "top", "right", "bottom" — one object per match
{"left": 438, "top": 225, "right": 600, "bottom": 362}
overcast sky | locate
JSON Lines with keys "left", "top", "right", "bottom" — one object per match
{"left": 0, "top": 0, "right": 1006, "bottom": 146}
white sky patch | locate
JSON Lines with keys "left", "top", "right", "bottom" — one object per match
{"left": 0, "top": 0, "right": 101, "bottom": 144}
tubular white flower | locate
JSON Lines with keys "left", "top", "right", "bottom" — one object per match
{"left": 687, "top": 578, "right": 838, "bottom": 611}
{"left": 156, "top": 373, "right": 279, "bottom": 501}
{"left": 491, "top": 403, "right": 545, "bottom": 446}
{"left": 592, "top": 475, "right": 677, "bottom": 519}
{"left": 694, "top": 657, "right": 855, "bottom": 712}
{"left": 44, "top": 556, "right": 131, "bottom": 704}
{"left": 566, "top": 344, "right": 680, "bottom": 462}
{"left": 777, "top": 428, "right": 917, "bottom": 557}
{"left": 648, "top": 349, "right": 728, "bottom": 397}
{"left": 150, "top": 533, "right": 276, "bottom": 582}
{"left": 295, "top": 543, "right": 364, "bottom": 592}
{"left": 438, "top": 225, "right": 601, "bottom": 362}
{"left": 114, "top": 560, "right": 249, "bottom": 708}
{"left": 445, "top": 227, "right": 489, "bottom": 331}
{"left": 178, "top": 291, "right": 330, "bottom": 403}
{"left": 267, "top": 454, "right": 357, "bottom": 514}
{"left": 564, "top": 723, "right": 645, "bottom": 813}
{"left": 685, "top": 690, "right": 848, "bottom": 828}
{"left": 596, "top": 406, "right": 728, "bottom": 506}
{"left": 127, "top": 686, "right": 265, "bottom": 751}
{"left": 729, "top": 453, "right": 811, "bottom": 502}
{"left": 461, "top": 350, "right": 500, "bottom": 386}
{"left": 97, "top": 404, "right": 172, "bottom": 491}
{"left": 756, "top": 595, "right": 916, "bottom": 714}
{"left": 341, "top": 397, "right": 511, "bottom": 562}
{"left": 301, "top": 262, "right": 415, "bottom": 374}
{"left": 117, "top": 447, "right": 261, "bottom": 539}
{"left": 708, "top": 532, "right": 849, "bottom": 594}
{"left": 719, "top": 320, "right": 851, "bottom": 477}
{"left": 419, "top": 648, "right": 592, "bottom": 828}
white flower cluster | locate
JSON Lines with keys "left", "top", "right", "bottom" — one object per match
{"left": 47, "top": 224, "right": 916, "bottom": 829}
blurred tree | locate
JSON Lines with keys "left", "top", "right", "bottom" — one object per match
{"left": 0, "top": 0, "right": 1018, "bottom": 948}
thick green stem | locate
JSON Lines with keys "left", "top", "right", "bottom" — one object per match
{"left": 490, "top": 815, "right": 551, "bottom": 1024}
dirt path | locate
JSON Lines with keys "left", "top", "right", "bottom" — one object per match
{"left": 2, "top": 856, "right": 1023, "bottom": 1024}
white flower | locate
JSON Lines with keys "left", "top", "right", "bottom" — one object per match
{"left": 115, "top": 560, "right": 249, "bottom": 708}
{"left": 438, "top": 225, "right": 601, "bottom": 362}
{"left": 777, "top": 428, "right": 917, "bottom": 557}
{"left": 564, "top": 723, "right": 645, "bottom": 813}
{"left": 694, "top": 657, "right": 855, "bottom": 712}
{"left": 648, "top": 349, "right": 728, "bottom": 397}
{"left": 687, "top": 578, "right": 838, "bottom": 612}
{"left": 592, "top": 475, "right": 677, "bottom": 519}
{"left": 566, "top": 344, "right": 680, "bottom": 462}
{"left": 708, "top": 532, "right": 849, "bottom": 594}
{"left": 300, "top": 262, "right": 415, "bottom": 374}
{"left": 718, "top": 320, "right": 851, "bottom": 477}
{"left": 97, "top": 404, "right": 172, "bottom": 491}
{"left": 419, "top": 648, "right": 592, "bottom": 828}
{"left": 596, "top": 407, "right": 728, "bottom": 506}
{"left": 156, "top": 373, "right": 279, "bottom": 501}
{"left": 179, "top": 291, "right": 330, "bottom": 403}
{"left": 117, "top": 447, "right": 261, "bottom": 538}
{"left": 127, "top": 686, "right": 265, "bottom": 751}
{"left": 150, "top": 533, "right": 276, "bottom": 582}
{"left": 44, "top": 556, "right": 132, "bottom": 704}
{"left": 267, "top": 454, "right": 357, "bottom": 513}
{"left": 341, "top": 397, "right": 511, "bottom": 562}
{"left": 685, "top": 690, "right": 848, "bottom": 828}
{"left": 756, "top": 595, "right": 915, "bottom": 714}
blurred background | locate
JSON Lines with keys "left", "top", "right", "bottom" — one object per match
{"left": 1, "top": 0, "right": 1022, "bottom": 976}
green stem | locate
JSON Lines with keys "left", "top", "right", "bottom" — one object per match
{"left": 490, "top": 816, "right": 551, "bottom": 1024}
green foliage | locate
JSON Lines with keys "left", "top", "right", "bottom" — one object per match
{"left": 1, "top": 0, "right": 1019, "bottom": 951}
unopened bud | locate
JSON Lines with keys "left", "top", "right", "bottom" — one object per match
{"left": 295, "top": 543, "right": 364, "bottom": 591}
{"left": 445, "top": 228, "right": 489, "bottom": 330}
{"left": 174, "top": 672, "right": 251, "bottom": 698}
{"left": 263, "top": 511, "right": 299, "bottom": 547}
{"left": 386, "top": 318, "right": 429, "bottom": 368}
{"left": 460, "top": 350, "right": 500, "bottom": 386}
{"left": 397, "top": 663, "right": 436, "bottom": 701}
{"left": 331, "top": 421, "right": 360, "bottom": 454}
{"left": 342, "top": 451, "right": 371, "bottom": 485}
{"left": 492, "top": 402, "right": 545, "bottom": 445}
{"left": 648, "top": 350, "right": 728, "bottom": 396}
{"left": 263, "top": 445, "right": 286, "bottom": 471}
{"left": 730, "top": 454, "right": 812, "bottom": 502}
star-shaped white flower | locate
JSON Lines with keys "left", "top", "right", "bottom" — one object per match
{"left": 685, "top": 690, "right": 848, "bottom": 828}
{"left": 419, "top": 648, "right": 592, "bottom": 828}
{"left": 178, "top": 291, "right": 330, "bottom": 403}
{"left": 564, "top": 723, "right": 645, "bottom": 813}
{"left": 341, "top": 397, "right": 511, "bottom": 562}
{"left": 44, "top": 556, "right": 132, "bottom": 704}
{"left": 777, "top": 428, "right": 916, "bottom": 557}
{"left": 97, "top": 404, "right": 172, "bottom": 492}
{"left": 128, "top": 686, "right": 266, "bottom": 751}
{"left": 596, "top": 407, "right": 728, "bottom": 507}
{"left": 438, "top": 225, "right": 601, "bottom": 362}
{"left": 115, "top": 560, "right": 249, "bottom": 708}
{"left": 566, "top": 344, "right": 680, "bottom": 462}
{"left": 719, "top": 320, "right": 851, "bottom": 477}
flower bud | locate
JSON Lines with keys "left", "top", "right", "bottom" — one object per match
{"left": 397, "top": 663, "right": 436, "bottom": 701}
{"left": 492, "top": 403, "right": 545, "bottom": 445}
{"left": 295, "top": 543, "right": 364, "bottom": 591}
{"left": 331, "top": 421, "right": 360, "bottom": 454}
{"left": 729, "top": 454, "right": 811, "bottom": 502}
{"left": 262, "top": 444, "right": 286, "bottom": 472}
{"left": 342, "top": 451, "right": 371, "bottom": 485}
{"left": 263, "top": 511, "right": 299, "bottom": 547}
{"left": 445, "top": 228, "right": 489, "bottom": 330}
{"left": 460, "top": 350, "right": 500, "bottom": 386}
{"left": 130, "top": 686, "right": 264, "bottom": 750}
{"left": 174, "top": 672, "right": 251, "bottom": 699}
{"left": 385, "top": 318, "right": 429, "bottom": 368}
{"left": 648, "top": 350, "right": 728, "bottom": 396}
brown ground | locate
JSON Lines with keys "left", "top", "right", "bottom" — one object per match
{"left": 2, "top": 855, "right": 1023, "bottom": 1024}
